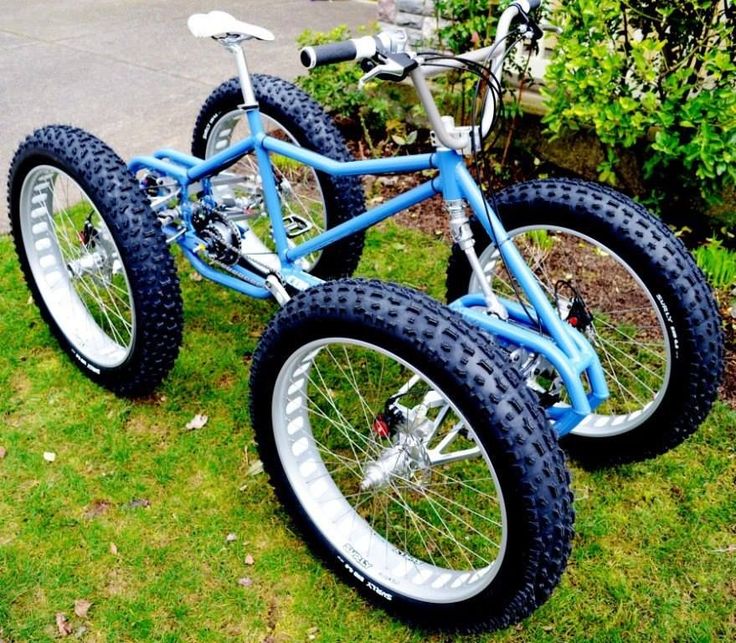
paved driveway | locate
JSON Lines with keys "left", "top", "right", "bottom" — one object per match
{"left": 0, "top": 0, "right": 375, "bottom": 232}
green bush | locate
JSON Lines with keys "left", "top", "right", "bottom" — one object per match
{"left": 294, "top": 26, "right": 408, "bottom": 146}
{"left": 543, "top": 1, "right": 735, "bottom": 207}
{"left": 295, "top": 27, "right": 369, "bottom": 122}
{"left": 435, "top": 0, "right": 504, "bottom": 53}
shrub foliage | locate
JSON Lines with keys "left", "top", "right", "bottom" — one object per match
{"left": 295, "top": 26, "right": 403, "bottom": 143}
{"left": 542, "top": 1, "right": 735, "bottom": 206}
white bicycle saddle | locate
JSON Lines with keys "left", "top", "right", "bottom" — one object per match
{"left": 187, "top": 11, "right": 274, "bottom": 41}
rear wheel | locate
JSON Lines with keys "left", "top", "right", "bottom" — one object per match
{"left": 8, "top": 125, "right": 183, "bottom": 396}
{"left": 250, "top": 279, "right": 573, "bottom": 630}
{"left": 446, "top": 178, "right": 724, "bottom": 467}
{"left": 191, "top": 74, "right": 365, "bottom": 278}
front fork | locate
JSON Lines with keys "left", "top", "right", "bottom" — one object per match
{"left": 446, "top": 199, "right": 508, "bottom": 320}
{"left": 437, "top": 155, "right": 608, "bottom": 436}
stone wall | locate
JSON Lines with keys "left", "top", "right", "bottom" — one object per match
{"left": 378, "top": 0, "right": 449, "bottom": 46}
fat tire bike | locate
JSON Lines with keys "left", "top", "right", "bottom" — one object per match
{"left": 189, "top": 5, "right": 723, "bottom": 469}
{"left": 6, "top": 0, "right": 722, "bottom": 632}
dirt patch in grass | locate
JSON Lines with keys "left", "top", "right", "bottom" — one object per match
{"left": 216, "top": 372, "right": 236, "bottom": 390}
{"left": 84, "top": 499, "right": 113, "bottom": 520}
{"left": 11, "top": 371, "right": 32, "bottom": 398}
{"left": 720, "top": 306, "right": 736, "bottom": 408}
{"left": 104, "top": 568, "right": 132, "bottom": 598}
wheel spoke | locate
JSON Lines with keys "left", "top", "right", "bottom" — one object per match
{"left": 20, "top": 165, "right": 136, "bottom": 367}
{"left": 203, "top": 106, "right": 328, "bottom": 272}
{"left": 593, "top": 331, "right": 664, "bottom": 382}
{"left": 271, "top": 332, "right": 509, "bottom": 601}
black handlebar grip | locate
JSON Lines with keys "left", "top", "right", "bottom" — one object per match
{"left": 300, "top": 41, "right": 358, "bottom": 69}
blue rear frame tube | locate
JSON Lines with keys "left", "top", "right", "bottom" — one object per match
{"left": 153, "top": 149, "right": 201, "bottom": 168}
{"left": 187, "top": 136, "right": 257, "bottom": 181}
{"left": 245, "top": 109, "right": 293, "bottom": 262}
{"left": 178, "top": 234, "right": 271, "bottom": 299}
{"left": 129, "top": 156, "right": 189, "bottom": 185}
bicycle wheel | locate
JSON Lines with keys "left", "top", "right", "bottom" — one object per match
{"left": 8, "top": 125, "right": 183, "bottom": 396}
{"left": 446, "top": 178, "right": 724, "bottom": 467}
{"left": 191, "top": 74, "right": 365, "bottom": 278}
{"left": 250, "top": 279, "right": 573, "bottom": 630}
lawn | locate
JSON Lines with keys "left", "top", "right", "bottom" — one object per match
{"left": 1, "top": 222, "right": 734, "bottom": 641}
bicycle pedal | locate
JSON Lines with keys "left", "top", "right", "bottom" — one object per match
{"left": 283, "top": 214, "right": 314, "bottom": 238}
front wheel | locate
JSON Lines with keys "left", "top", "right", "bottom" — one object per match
{"left": 8, "top": 125, "right": 183, "bottom": 396}
{"left": 446, "top": 178, "right": 724, "bottom": 467}
{"left": 250, "top": 279, "right": 573, "bottom": 631}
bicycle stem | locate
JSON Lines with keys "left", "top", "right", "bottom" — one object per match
{"left": 410, "top": 2, "right": 529, "bottom": 146}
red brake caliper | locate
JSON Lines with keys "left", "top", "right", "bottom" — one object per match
{"left": 372, "top": 414, "right": 390, "bottom": 439}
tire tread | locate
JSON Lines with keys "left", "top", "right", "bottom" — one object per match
{"left": 8, "top": 125, "right": 183, "bottom": 396}
{"left": 250, "top": 279, "right": 574, "bottom": 631}
{"left": 446, "top": 178, "right": 724, "bottom": 467}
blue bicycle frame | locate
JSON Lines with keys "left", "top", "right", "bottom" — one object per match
{"left": 129, "top": 104, "right": 608, "bottom": 436}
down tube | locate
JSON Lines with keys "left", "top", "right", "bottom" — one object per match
{"left": 286, "top": 179, "right": 440, "bottom": 263}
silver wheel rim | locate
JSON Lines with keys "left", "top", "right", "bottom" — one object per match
{"left": 19, "top": 165, "right": 135, "bottom": 368}
{"left": 471, "top": 225, "right": 672, "bottom": 438}
{"left": 205, "top": 109, "right": 329, "bottom": 271}
{"left": 272, "top": 338, "right": 509, "bottom": 603}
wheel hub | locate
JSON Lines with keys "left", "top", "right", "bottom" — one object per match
{"left": 66, "top": 227, "right": 119, "bottom": 284}
{"left": 360, "top": 417, "right": 434, "bottom": 491}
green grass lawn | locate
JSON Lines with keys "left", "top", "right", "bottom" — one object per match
{"left": 1, "top": 223, "right": 734, "bottom": 642}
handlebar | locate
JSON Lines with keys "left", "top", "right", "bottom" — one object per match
{"left": 300, "top": 1, "right": 544, "bottom": 149}
{"left": 300, "top": 35, "right": 379, "bottom": 69}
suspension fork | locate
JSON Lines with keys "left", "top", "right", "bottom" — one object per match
{"left": 434, "top": 150, "right": 508, "bottom": 319}
{"left": 445, "top": 199, "right": 509, "bottom": 320}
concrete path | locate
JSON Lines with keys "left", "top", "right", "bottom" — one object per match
{"left": 0, "top": 0, "right": 376, "bottom": 232}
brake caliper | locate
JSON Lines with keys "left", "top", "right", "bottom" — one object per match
{"left": 78, "top": 219, "right": 98, "bottom": 248}
{"left": 555, "top": 279, "right": 593, "bottom": 332}
{"left": 371, "top": 395, "right": 406, "bottom": 440}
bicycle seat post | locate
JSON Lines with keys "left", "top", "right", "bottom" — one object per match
{"left": 222, "top": 39, "right": 257, "bottom": 107}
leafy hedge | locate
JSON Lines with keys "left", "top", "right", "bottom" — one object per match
{"left": 295, "top": 26, "right": 410, "bottom": 148}
{"left": 543, "top": 0, "right": 735, "bottom": 209}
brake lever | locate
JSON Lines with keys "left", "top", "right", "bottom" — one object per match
{"left": 359, "top": 59, "right": 400, "bottom": 88}
{"left": 358, "top": 53, "right": 418, "bottom": 88}
{"left": 541, "top": 20, "right": 563, "bottom": 35}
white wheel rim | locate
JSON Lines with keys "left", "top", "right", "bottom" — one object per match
{"left": 272, "top": 337, "right": 509, "bottom": 603}
{"left": 19, "top": 165, "right": 135, "bottom": 368}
